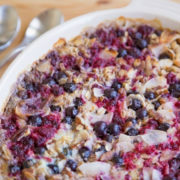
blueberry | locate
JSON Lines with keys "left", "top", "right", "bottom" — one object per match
{"left": 169, "top": 83, "right": 180, "bottom": 98}
{"left": 132, "top": 32, "right": 142, "bottom": 40}
{"left": 108, "top": 123, "right": 121, "bottom": 136}
{"left": 136, "top": 108, "right": 148, "bottom": 119}
{"left": 26, "top": 83, "right": 35, "bottom": 91}
{"left": 154, "top": 29, "right": 162, "bottom": 36}
{"left": 27, "top": 116, "right": 42, "bottom": 126}
{"left": 117, "top": 49, "right": 127, "bottom": 58}
{"left": 111, "top": 81, "right": 122, "bottom": 91}
{"left": 46, "top": 51, "right": 61, "bottom": 66}
{"left": 53, "top": 71, "right": 67, "bottom": 81}
{"left": 66, "top": 159, "right": 77, "bottom": 171}
{"left": 79, "top": 147, "right": 91, "bottom": 162}
{"left": 23, "top": 159, "right": 35, "bottom": 168}
{"left": 50, "top": 105, "right": 61, "bottom": 112}
{"left": 112, "top": 154, "right": 123, "bottom": 166}
{"left": 43, "top": 77, "right": 56, "bottom": 86}
{"left": 94, "top": 121, "right": 107, "bottom": 138}
{"left": 63, "top": 116, "right": 73, "bottom": 125}
{"left": 117, "top": 29, "right": 125, "bottom": 37}
{"left": 9, "top": 164, "right": 21, "bottom": 175}
{"left": 72, "top": 65, "right": 80, "bottom": 71}
{"left": 22, "top": 136, "right": 34, "bottom": 148}
{"left": 104, "top": 88, "right": 118, "bottom": 99}
{"left": 126, "top": 128, "right": 139, "bottom": 136}
{"left": 48, "top": 164, "right": 60, "bottom": 174}
{"left": 51, "top": 86, "right": 64, "bottom": 96}
{"left": 95, "top": 145, "right": 106, "bottom": 152}
{"left": 128, "top": 48, "right": 141, "bottom": 58}
{"left": 135, "top": 39, "right": 148, "bottom": 49}
{"left": 17, "top": 90, "right": 28, "bottom": 99}
{"left": 64, "top": 83, "right": 77, "bottom": 93}
{"left": 62, "top": 147, "right": 72, "bottom": 156}
{"left": 169, "top": 158, "right": 180, "bottom": 172}
{"left": 153, "top": 101, "right": 161, "bottom": 110}
{"left": 34, "top": 146, "right": 46, "bottom": 155}
{"left": 177, "top": 153, "right": 180, "bottom": 160}
{"left": 74, "top": 97, "right": 83, "bottom": 107}
{"left": 144, "top": 91, "right": 156, "bottom": 100}
{"left": 129, "top": 98, "right": 142, "bottom": 110}
{"left": 158, "top": 123, "right": 170, "bottom": 131}
{"left": 127, "top": 90, "right": 138, "bottom": 96}
{"left": 137, "top": 25, "right": 154, "bottom": 37}
{"left": 65, "top": 107, "right": 78, "bottom": 118}
{"left": 126, "top": 117, "right": 137, "bottom": 125}
{"left": 159, "top": 52, "right": 171, "bottom": 60}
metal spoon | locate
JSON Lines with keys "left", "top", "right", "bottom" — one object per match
{"left": 0, "top": 5, "right": 20, "bottom": 51}
{"left": 0, "top": 8, "right": 64, "bottom": 68}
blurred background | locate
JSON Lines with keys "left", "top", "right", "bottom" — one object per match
{"left": 0, "top": 0, "right": 130, "bottom": 78}
{"left": 0, "top": 0, "right": 179, "bottom": 77}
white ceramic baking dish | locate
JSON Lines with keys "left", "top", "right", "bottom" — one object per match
{"left": 0, "top": 0, "right": 180, "bottom": 113}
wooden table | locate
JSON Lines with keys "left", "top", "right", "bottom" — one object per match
{"left": 0, "top": 0, "right": 179, "bottom": 78}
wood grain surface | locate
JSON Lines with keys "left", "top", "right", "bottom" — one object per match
{"left": 0, "top": 0, "right": 179, "bottom": 78}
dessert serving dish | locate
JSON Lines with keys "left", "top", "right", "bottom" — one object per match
{"left": 0, "top": 0, "right": 180, "bottom": 179}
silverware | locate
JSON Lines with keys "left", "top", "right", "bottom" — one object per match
{"left": 0, "top": 8, "right": 64, "bottom": 68}
{"left": 0, "top": 5, "right": 20, "bottom": 51}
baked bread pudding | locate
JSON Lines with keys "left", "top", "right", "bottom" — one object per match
{"left": 0, "top": 17, "right": 179, "bottom": 180}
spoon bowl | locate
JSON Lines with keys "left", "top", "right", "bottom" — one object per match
{"left": 0, "top": 5, "right": 20, "bottom": 51}
{"left": 22, "top": 8, "right": 64, "bottom": 45}
{"left": 0, "top": 8, "right": 64, "bottom": 67}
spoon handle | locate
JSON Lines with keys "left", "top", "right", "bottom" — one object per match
{"left": 0, "top": 44, "right": 25, "bottom": 68}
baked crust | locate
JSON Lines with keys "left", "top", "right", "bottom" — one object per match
{"left": 0, "top": 16, "right": 180, "bottom": 180}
